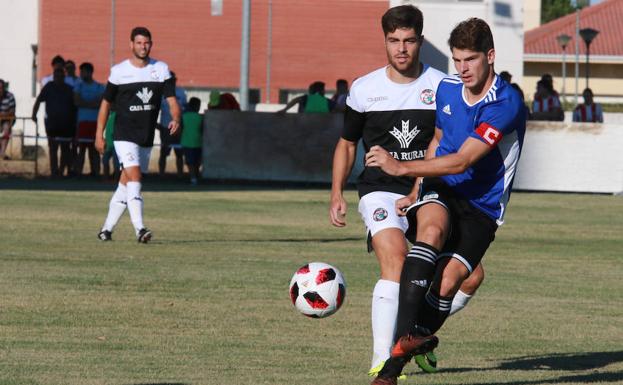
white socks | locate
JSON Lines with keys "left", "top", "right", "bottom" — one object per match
{"left": 449, "top": 289, "right": 473, "bottom": 316}
{"left": 102, "top": 183, "right": 127, "bottom": 232}
{"left": 126, "top": 181, "right": 144, "bottom": 234}
{"left": 370, "top": 279, "right": 400, "bottom": 370}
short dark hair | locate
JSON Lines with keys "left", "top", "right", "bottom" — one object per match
{"left": 448, "top": 18, "right": 494, "bottom": 54}
{"left": 79, "top": 62, "right": 94, "bottom": 72}
{"left": 188, "top": 97, "right": 201, "bottom": 113}
{"left": 381, "top": 5, "right": 423, "bottom": 36}
{"left": 309, "top": 81, "right": 325, "bottom": 95}
{"left": 51, "top": 55, "right": 65, "bottom": 66}
{"left": 131, "top": 26, "right": 152, "bottom": 41}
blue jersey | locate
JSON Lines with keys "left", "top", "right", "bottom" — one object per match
{"left": 435, "top": 75, "right": 526, "bottom": 225}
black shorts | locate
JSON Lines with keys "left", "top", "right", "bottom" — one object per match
{"left": 408, "top": 177, "right": 497, "bottom": 273}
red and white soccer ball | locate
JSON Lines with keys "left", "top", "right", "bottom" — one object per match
{"left": 289, "top": 262, "right": 346, "bottom": 318}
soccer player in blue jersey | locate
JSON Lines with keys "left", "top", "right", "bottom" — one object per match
{"left": 365, "top": 18, "right": 527, "bottom": 385}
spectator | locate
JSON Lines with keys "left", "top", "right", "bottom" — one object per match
{"left": 32, "top": 68, "right": 76, "bottom": 177}
{"left": 208, "top": 90, "right": 240, "bottom": 110}
{"left": 181, "top": 97, "right": 203, "bottom": 185}
{"left": 531, "top": 79, "right": 563, "bottom": 121}
{"left": 41, "top": 55, "right": 65, "bottom": 87}
{"left": 499, "top": 70, "right": 512, "bottom": 83}
{"left": 102, "top": 109, "right": 120, "bottom": 180}
{"left": 0, "top": 79, "right": 16, "bottom": 160}
{"left": 330, "top": 78, "right": 349, "bottom": 112}
{"left": 73, "top": 62, "right": 105, "bottom": 176}
{"left": 277, "top": 81, "right": 334, "bottom": 113}
{"left": 64, "top": 60, "right": 80, "bottom": 88}
{"left": 158, "top": 71, "right": 187, "bottom": 177}
{"left": 573, "top": 88, "right": 603, "bottom": 123}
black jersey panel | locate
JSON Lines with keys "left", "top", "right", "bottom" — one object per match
{"left": 112, "top": 81, "right": 165, "bottom": 146}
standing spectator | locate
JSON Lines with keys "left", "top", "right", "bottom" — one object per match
{"left": 64, "top": 60, "right": 80, "bottom": 88}
{"left": 158, "top": 71, "right": 186, "bottom": 177}
{"left": 73, "top": 62, "right": 105, "bottom": 176}
{"left": 573, "top": 88, "right": 603, "bottom": 123}
{"left": 181, "top": 97, "right": 203, "bottom": 185}
{"left": 531, "top": 79, "right": 563, "bottom": 121}
{"left": 32, "top": 68, "right": 76, "bottom": 177}
{"left": 331, "top": 78, "right": 349, "bottom": 112}
{"left": 102, "top": 109, "right": 120, "bottom": 180}
{"left": 0, "top": 79, "right": 16, "bottom": 160}
{"left": 41, "top": 55, "right": 65, "bottom": 86}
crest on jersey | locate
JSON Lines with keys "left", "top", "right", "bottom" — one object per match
{"left": 420, "top": 89, "right": 435, "bottom": 105}
{"left": 136, "top": 87, "right": 153, "bottom": 104}
{"left": 373, "top": 208, "right": 388, "bottom": 222}
{"left": 390, "top": 120, "right": 420, "bottom": 149}
{"left": 150, "top": 69, "right": 159, "bottom": 80}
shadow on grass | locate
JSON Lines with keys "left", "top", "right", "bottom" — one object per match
{"left": 424, "top": 351, "right": 623, "bottom": 384}
{"left": 0, "top": 175, "right": 333, "bottom": 192}
{"left": 150, "top": 237, "right": 362, "bottom": 244}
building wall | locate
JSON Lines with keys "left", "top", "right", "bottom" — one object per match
{"left": 523, "top": 0, "right": 541, "bottom": 31}
{"left": 392, "top": 0, "right": 525, "bottom": 83}
{"left": 38, "top": 0, "right": 390, "bottom": 104}
{"left": 0, "top": 0, "right": 39, "bottom": 117}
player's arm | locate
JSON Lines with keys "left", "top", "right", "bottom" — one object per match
{"left": 277, "top": 95, "right": 304, "bottom": 114}
{"left": 330, "top": 138, "right": 357, "bottom": 227}
{"left": 366, "top": 131, "right": 492, "bottom": 178}
{"left": 166, "top": 95, "right": 181, "bottom": 135}
{"left": 95, "top": 99, "right": 111, "bottom": 154}
{"left": 396, "top": 128, "right": 443, "bottom": 215}
{"left": 31, "top": 90, "right": 44, "bottom": 122}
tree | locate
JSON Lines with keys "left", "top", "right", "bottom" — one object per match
{"left": 541, "top": 0, "right": 589, "bottom": 24}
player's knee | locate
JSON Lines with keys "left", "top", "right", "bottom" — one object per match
{"left": 416, "top": 224, "right": 447, "bottom": 249}
{"left": 461, "top": 264, "right": 485, "bottom": 294}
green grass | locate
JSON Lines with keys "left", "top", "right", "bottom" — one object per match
{"left": 0, "top": 181, "right": 622, "bottom": 385}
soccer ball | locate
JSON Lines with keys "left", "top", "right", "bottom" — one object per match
{"left": 289, "top": 262, "right": 346, "bottom": 318}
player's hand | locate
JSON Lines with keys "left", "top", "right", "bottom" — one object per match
{"left": 168, "top": 119, "right": 180, "bottom": 136}
{"left": 329, "top": 194, "right": 347, "bottom": 227}
{"left": 395, "top": 195, "right": 415, "bottom": 217}
{"left": 95, "top": 135, "right": 105, "bottom": 155}
{"left": 365, "top": 145, "right": 404, "bottom": 176}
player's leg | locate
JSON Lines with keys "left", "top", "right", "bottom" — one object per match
{"left": 124, "top": 145, "right": 153, "bottom": 242}
{"left": 99, "top": 142, "right": 130, "bottom": 240}
{"left": 450, "top": 263, "right": 484, "bottom": 316}
{"left": 369, "top": 228, "right": 407, "bottom": 372}
{"left": 418, "top": 203, "right": 497, "bottom": 335}
{"left": 358, "top": 192, "right": 409, "bottom": 374}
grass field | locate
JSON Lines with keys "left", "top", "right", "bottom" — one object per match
{"left": 0, "top": 179, "right": 622, "bottom": 385}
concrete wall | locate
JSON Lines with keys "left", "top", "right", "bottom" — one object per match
{"left": 202, "top": 111, "right": 363, "bottom": 183}
{"left": 514, "top": 120, "right": 623, "bottom": 194}
{"left": 202, "top": 111, "right": 623, "bottom": 195}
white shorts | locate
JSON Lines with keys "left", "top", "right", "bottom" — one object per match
{"left": 358, "top": 191, "right": 409, "bottom": 238}
{"left": 114, "top": 141, "right": 152, "bottom": 173}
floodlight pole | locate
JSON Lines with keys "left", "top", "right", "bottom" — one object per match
{"left": 579, "top": 28, "right": 599, "bottom": 89}
{"left": 240, "top": 0, "right": 251, "bottom": 111}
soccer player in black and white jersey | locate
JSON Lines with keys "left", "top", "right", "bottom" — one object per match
{"left": 95, "top": 27, "right": 180, "bottom": 243}
{"left": 329, "top": 5, "right": 484, "bottom": 376}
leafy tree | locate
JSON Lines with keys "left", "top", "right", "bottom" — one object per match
{"left": 542, "top": 0, "right": 589, "bottom": 24}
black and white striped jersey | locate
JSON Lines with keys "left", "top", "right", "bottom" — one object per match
{"left": 103, "top": 58, "right": 175, "bottom": 147}
{"left": 342, "top": 65, "right": 446, "bottom": 197}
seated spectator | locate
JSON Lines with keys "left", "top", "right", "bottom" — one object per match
{"left": 181, "top": 97, "right": 203, "bottom": 185}
{"left": 277, "top": 81, "right": 334, "bottom": 113}
{"left": 573, "top": 88, "right": 603, "bottom": 123}
{"left": 500, "top": 70, "right": 524, "bottom": 101}
{"left": 531, "top": 79, "right": 563, "bottom": 121}
{"left": 208, "top": 90, "right": 240, "bottom": 110}
{"left": 330, "top": 79, "right": 349, "bottom": 113}
{"left": 0, "top": 79, "right": 16, "bottom": 160}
